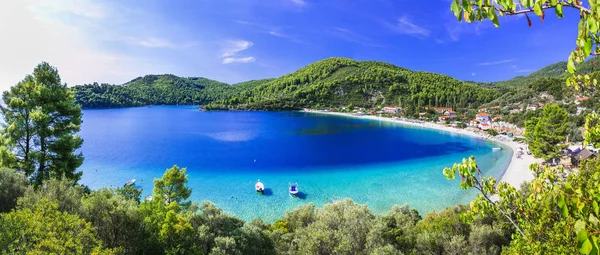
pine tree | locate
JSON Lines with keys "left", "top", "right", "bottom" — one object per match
{"left": 0, "top": 62, "right": 83, "bottom": 185}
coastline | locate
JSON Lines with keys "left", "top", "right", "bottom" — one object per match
{"left": 306, "top": 111, "right": 538, "bottom": 188}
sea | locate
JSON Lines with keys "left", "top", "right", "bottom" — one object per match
{"left": 79, "top": 106, "right": 511, "bottom": 222}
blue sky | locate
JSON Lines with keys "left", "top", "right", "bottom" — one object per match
{"left": 0, "top": 0, "right": 582, "bottom": 90}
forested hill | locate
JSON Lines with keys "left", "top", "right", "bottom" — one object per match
{"left": 489, "top": 58, "right": 598, "bottom": 90}
{"left": 72, "top": 75, "right": 270, "bottom": 108}
{"left": 203, "top": 57, "right": 499, "bottom": 111}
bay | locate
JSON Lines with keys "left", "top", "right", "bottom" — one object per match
{"left": 79, "top": 106, "right": 511, "bottom": 222}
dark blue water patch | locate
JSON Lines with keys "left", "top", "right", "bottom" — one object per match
{"left": 78, "top": 107, "right": 489, "bottom": 174}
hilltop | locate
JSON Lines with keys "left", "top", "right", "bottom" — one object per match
{"left": 72, "top": 75, "right": 270, "bottom": 108}
{"left": 203, "top": 57, "right": 498, "bottom": 111}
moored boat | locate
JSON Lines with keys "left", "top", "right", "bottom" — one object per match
{"left": 255, "top": 179, "right": 265, "bottom": 194}
{"left": 492, "top": 147, "right": 502, "bottom": 151}
{"left": 124, "top": 179, "right": 136, "bottom": 187}
{"left": 289, "top": 182, "right": 299, "bottom": 196}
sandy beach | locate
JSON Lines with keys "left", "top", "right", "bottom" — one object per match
{"left": 308, "top": 111, "right": 538, "bottom": 188}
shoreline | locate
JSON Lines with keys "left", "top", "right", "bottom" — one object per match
{"left": 306, "top": 111, "right": 537, "bottom": 188}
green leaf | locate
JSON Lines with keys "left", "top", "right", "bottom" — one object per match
{"left": 590, "top": 214, "right": 599, "bottom": 226}
{"left": 490, "top": 10, "right": 499, "bottom": 27}
{"left": 451, "top": 0, "right": 462, "bottom": 21}
{"left": 594, "top": 200, "right": 599, "bottom": 216}
{"left": 584, "top": 37, "right": 593, "bottom": 57}
{"left": 562, "top": 203, "right": 570, "bottom": 217}
{"left": 534, "top": 3, "right": 542, "bottom": 16}
{"left": 576, "top": 220, "right": 587, "bottom": 232}
{"left": 558, "top": 194, "right": 566, "bottom": 207}
{"left": 556, "top": 4, "right": 564, "bottom": 18}
{"left": 577, "top": 230, "right": 592, "bottom": 254}
{"left": 568, "top": 55, "right": 576, "bottom": 73}
{"left": 589, "top": 16, "right": 598, "bottom": 34}
{"left": 550, "top": 0, "right": 558, "bottom": 5}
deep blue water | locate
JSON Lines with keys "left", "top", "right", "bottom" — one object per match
{"left": 79, "top": 106, "right": 511, "bottom": 221}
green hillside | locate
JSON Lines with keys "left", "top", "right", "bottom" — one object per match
{"left": 492, "top": 58, "right": 598, "bottom": 89}
{"left": 204, "top": 57, "right": 499, "bottom": 111}
{"left": 72, "top": 75, "right": 267, "bottom": 108}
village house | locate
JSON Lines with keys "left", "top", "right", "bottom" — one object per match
{"left": 383, "top": 106, "right": 402, "bottom": 114}
{"left": 444, "top": 111, "right": 457, "bottom": 118}
{"left": 526, "top": 105, "right": 537, "bottom": 111}
{"left": 438, "top": 115, "right": 450, "bottom": 122}
{"left": 478, "top": 108, "right": 487, "bottom": 113}
{"left": 476, "top": 112, "right": 492, "bottom": 122}
{"left": 469, "top": 119, "right": 480, "bottom": 127}
{"left": 430, "top": 107, "right": 453, "bottom": 115}
{"left": 471, "top": 112, "right": 493, "bottom": 130}
{"left": 575, "top": 96, "right": 590, "bottom": 105}
{"left": 572, "top": 148, "right": 597, "bottom": 166}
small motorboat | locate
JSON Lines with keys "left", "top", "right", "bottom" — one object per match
{"left": 124, "top": 179, "right": 136, "bottom": 187}
{"left": 289, "top": 182, "right": 299, "bottom": 197}
{"left": 492, "top": 147, "right": 502, "bottom": 151}
{"left": 255, "top": 179, "right": 265, "bottom": 194}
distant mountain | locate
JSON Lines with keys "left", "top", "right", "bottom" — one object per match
{"left": 72, "top": 75, "right": 268, "bottom": 108}
{"left": 491, "top": 58, "right": 598, "bottom": 89}
{"left": 204, "top": 57, "right": 499, "bottom": 111}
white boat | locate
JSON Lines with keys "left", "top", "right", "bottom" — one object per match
{"left": 289, "top": 182, "right": 299, "bottom": 196}
{"left": 255, "top": 180, "right": 265, "bottom": 194}
{"left": 492, "top": 147, "right": 502, "bottom": 151}
{"left": 124, "top": 179, "right": 136, "bottom": 187}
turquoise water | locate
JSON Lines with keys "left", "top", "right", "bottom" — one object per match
{"left": 79, "top": 106, "right": 511, "bottom": 222}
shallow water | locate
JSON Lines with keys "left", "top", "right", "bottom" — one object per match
{"left": 79, "top": 106, "right": 511, "bottom": 221}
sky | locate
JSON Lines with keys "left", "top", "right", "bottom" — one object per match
{"left": 0, "top": 0, "right": 583, "bottom": 91}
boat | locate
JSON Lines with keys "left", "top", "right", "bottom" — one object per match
{"left": 255, "top": 179, "right": 264, "bottom": 194}
{"left": 124, "top": 179, "right": 136, "bottom": 187}
{"left": 289, "top": 182, "right": 299, "bottom": 197}
{"left": 492, "top": 147, "right": 502, "bottom": 151}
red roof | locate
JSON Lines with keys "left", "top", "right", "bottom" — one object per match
{"left": 476, "top": 113, "right": 491, "bottom": 117}
{"left": 481, "top": 123, "right": 490, "bottom": 127}
{"left": 576, "top": 97, "right": 590, "bottom": 101}
{"left": 439, "top": 116, "right": 449, "bottom": 119}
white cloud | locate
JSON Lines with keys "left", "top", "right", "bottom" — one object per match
{"left": 220, "top": 40, "right": 255, "bottom": 64}
{"left": 290, "top": 0, "right": 307, "bottom": 7}
{"left": 392, "top": 16, "right": 430, "bottom": 38}
{"left": 478, "top": 59, "right": 515, "bottom": 66}
{"left": 0, "top": 0, "right": 208, "bottom": 91}
{"left": 222, "top": 57, "right": 256, "bottom": 64}
{"left": 472, "top": 72, "right": 476, "bottom": 76}
{"left": 221, "top": 40, "right": 253, "bottom": 58}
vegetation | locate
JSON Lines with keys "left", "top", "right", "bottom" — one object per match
{"left": 525, "top": 104, "right": 569, "bottom": 160}
{"left": 204, "top": 58, "right": 499, "bottom": 111}
{"left": 0, "top": 62, "right": 83, "bottom": 185}
{"left": 72, "top": 75, "right": 268, "bottom": 108}
{"left": 444, "top": 1, "right": 600, "bottom": 254}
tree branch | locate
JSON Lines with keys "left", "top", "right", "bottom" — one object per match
{"left": 473, "top": 2, "right": 590, "bottom": 16}
{"left": 473, "top": 167, "right": 526, "bottom": 237}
